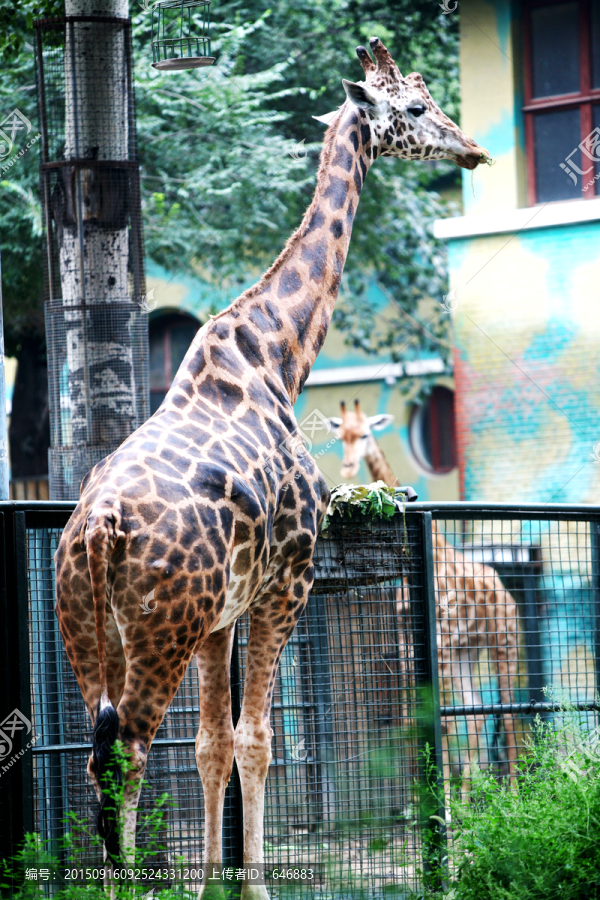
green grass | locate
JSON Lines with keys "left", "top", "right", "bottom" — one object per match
{"left": 422, "top": 706, "right": 600, "bottom": 900}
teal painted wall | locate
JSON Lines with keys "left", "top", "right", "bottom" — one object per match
{"left": 448, "top": 220, "right": 600, "bottom": 504}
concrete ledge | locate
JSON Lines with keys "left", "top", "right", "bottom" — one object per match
{"left": 434, "top": 197, "right": 600, "bottom": 240}
{"left": 305, "top": 357, "right": 445, "bottom": 386}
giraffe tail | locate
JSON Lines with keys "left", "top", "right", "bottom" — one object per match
{"left": 86, "top": 512, "right": 122, "bottom": 865}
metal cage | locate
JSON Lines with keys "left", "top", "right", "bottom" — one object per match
{"left": 151, "top": 0, "right": 215, "bottom": 71}
{"left": 1, "top": 501, "right": 599, "bottom": 896}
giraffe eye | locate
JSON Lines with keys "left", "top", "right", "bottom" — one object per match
{"left": 409, "top": 106, "right": 426, "bottom": 117}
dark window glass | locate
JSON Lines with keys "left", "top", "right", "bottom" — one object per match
{"left": 409, "top": 386, "right": 456, "bottom": 475}
{"left": 533, "top": 108, "right": 582, "bottom": 202}
{"left": 592, "top": 2, "right": 600, "bottom": 88}
{"left": 149, "top": 312, "right": 200, "bottom": 414}
{"left": 170, "top": 321, "right": 198, "bottom": 379}
{"left": 531, "top": 2, "right": 579, "bottom": 98}
{"left": 149, "top": 330, "right": 167, "bottom": 391}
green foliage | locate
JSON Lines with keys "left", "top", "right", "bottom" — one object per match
{"left": 0, "top": 43, "right": 45, "bottom": 355}
{"left": 0, "top": 742, "right": 194, "bottom": 899}
{"left": 320, "top": 480, "right": 409, "bottom": 531}
{"left": 0, "top": 0, "right": 460, "bottom": 371}
{"left": 136, "top": 0, "right": 460, "bottom": 374}
{"left": 201, "top": 0, "right": 461, "bottom": 376}
{"left": 134, "top": 14, "right": 317, "bottom": 281}
{"left": 0, "top": 0, "right": 59, "bottom": 356}
{"left": 0, "top": 0, "right": 61, "bottom": 64}
{"left": 416, "top": 709, "right": 600, "bottom": 900}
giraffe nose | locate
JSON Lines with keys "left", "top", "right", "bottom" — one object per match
{"left": 454, "top": 136, "right": 490, "bottom": 170}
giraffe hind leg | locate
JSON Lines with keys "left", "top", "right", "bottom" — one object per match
{"left": 111, "top": 637, "right": 202, "bottom": 867}
{"left": 195, "top": 625, "right": 235, "bottom": 900}
{"left": 87, "top": 615, "right": 128, "bottom": 860}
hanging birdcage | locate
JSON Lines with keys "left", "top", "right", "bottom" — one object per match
{"left": 151, "top": 0, "right": 215, "bottom": 70}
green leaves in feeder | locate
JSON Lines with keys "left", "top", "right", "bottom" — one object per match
{"left": 151, "top": 0, "right": 216, "bottom": 71}
{"left": 320, "top": 481, "right": 408, "bottom": 533}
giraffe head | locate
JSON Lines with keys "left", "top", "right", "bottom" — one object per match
{"left": 321, "top": 37, "right": 489, "bottom": 170}
{"left": 328, "top": 399, "right": 394, "bottom": 479}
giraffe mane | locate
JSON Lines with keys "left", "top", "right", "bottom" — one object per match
{"left": 211, "top": 101, "right": 351, "bottom": 320}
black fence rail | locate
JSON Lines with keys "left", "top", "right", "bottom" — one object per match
{"left": 1, "top": 501, "right": 599, "bottom": 897}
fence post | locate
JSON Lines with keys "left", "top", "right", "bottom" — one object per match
{"left": 0, "top": 509, "right": 35, "bottom": 871}
{"left": 306, "top": 588, "right": 335, "bottom": 829}
{"left": 0, "top": 255, "right": 9, "bottom": 501}
{"left": 521, "top": 550, "right": 544, "bottom": 708}
{"left": 15, "top": 512, "right": 35, "bottom": 837}
{"left": 592, "top": 519, "right": 600, "bottom": 706}
{"left": 419, "top": 511, "right": 447, "bottom": 889}
{"left": 0, "top": 508, "right": 12, "bottom": 866}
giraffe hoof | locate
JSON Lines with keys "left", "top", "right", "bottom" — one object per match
{"left": 197, "top": 883, "right": 226, "bottom": 900}
{"left": 240, "top": 885, "right": 271, "bottom": 900}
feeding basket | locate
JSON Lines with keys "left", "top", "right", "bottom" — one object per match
{"left": 151, "top": 0, "right": 215, "bottom": 71}
{"left": 313, "top": 513, "right": 410, "bottom": 593}
{"left": 312, "top": 484, "right": 414, "bottom": 593}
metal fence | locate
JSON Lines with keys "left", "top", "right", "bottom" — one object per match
{"left": 1, "top": 501, "right": 599, "bottom": 896}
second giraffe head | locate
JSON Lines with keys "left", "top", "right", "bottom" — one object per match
{"left": 328, "top": 399, "right": 394, "bottom": 480}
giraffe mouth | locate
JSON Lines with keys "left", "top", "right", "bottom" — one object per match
{"left": 454, "top": 145, "right": 491, "bottom": 170}
{"left": 454, "top": 152, "right": 487, "bottom": 170}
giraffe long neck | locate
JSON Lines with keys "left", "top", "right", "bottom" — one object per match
{"left": 195, "top": 103, "right": 374, "bottom": 404}
{"left": 364, "top": 436, "right": 397, "bottom": 488}
{"left": 363, "top": 435, "right": 444, "bottom": 540}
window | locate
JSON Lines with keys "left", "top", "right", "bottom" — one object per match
{"left": 523, "top": 0, "right": 600, "bottom": 203}
{"left": 149, "top": 311, "right": 200, "bottom": 414}
{"left": 409, "top": 386, "right": 457, "bottom": 474}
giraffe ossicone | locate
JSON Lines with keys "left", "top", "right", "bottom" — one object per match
{"left": 53, "top": 37, "right": 489, "bottom": 897}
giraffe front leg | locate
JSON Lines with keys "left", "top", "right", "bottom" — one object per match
{"left": 195, "top": 625, "right": 235, "bottom": 900}
{"left": 236, "top": 589, "right": 308, "bottom": 900}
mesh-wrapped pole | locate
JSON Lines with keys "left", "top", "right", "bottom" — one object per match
{"left": 36, "top": 0, "right": 149, "bottom": 500}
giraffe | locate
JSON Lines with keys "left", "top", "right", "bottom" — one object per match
{"left": 54, "top": 38, "right": 490, "bottom": 896}
{"left": 328, "top": 399, "right": 519, "bottom": 789}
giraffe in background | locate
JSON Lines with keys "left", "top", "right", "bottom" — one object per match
{"left": 329, "top": 399, "right": 519, "bottom": 788}
{"left": 54, "top": 38, "right": 491, "bottom": 896}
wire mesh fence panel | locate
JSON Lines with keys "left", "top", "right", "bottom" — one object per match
{"left": 431, "top": 513, "right": 600, "bottom": 806}
{"left": 21, "top": 510, "right": 434, "bottom": 897}
{"left": 232, "top": 510, "right": 434, "bottom": 898}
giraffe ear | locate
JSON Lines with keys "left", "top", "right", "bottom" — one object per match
{"left": 342, "top": 79, "right": 379, "bottom": 110}
{"left": 327, "top": 417, "right": 344, "bottom": 433}
{"left": 312, "top": 110, "right": 339, "bottom": 126}
{"left": 368, "top": 414, "right": 394, "bottom": 431}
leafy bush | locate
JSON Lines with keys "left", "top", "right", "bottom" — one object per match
{"left": 0, "top": 742, "right": 197, "bottom": 899}
{"left": 433, "top": 710, "right": 600, "bottom": 900}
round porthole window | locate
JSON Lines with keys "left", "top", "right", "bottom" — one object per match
{"left": 409, "top": 386, "right": 457, "bottom": 474}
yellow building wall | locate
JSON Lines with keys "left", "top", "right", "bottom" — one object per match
{"left": 460, "top": 0, "right": 527, "bottom": 213}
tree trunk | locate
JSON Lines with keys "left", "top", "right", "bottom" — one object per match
{"left": 58, "top": 0, "right": 136, "bottom": 455}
